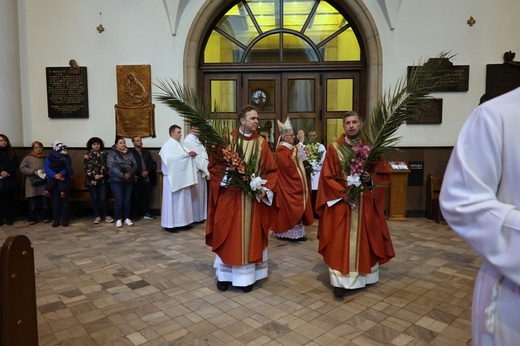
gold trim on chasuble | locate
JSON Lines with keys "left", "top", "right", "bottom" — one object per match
{"left": 232, "top": 135, "right": 264, "bottom": 265}
{"left": 332, "top": 141, "right": 362, "bottom": 273}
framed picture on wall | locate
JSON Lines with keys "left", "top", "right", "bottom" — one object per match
{"left": 406, "top": 98, "right": 443, "bottom": 125}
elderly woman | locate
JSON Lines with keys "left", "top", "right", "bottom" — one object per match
{"left": 0, "top": 134, "right": 19, "bottom": 226}
{"left": 107, "top": 135, "right": 137, "bottom": 228}
{"left": 19, "top": 141, "right": 50, "bottom": 224}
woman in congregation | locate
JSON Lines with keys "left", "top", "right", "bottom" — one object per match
{"left": 83, "top": 137, "right": 114, "bottom": 224}
{"left": 0, "top": 134, "right": 19, "bottom": 226}
{"left": 19, "top": 141, "right": 50, "bottom": 224}
{"left": 107, "top": 135, "right": 137, "bottom": 228}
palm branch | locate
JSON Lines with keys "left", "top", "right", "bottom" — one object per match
{"left": 363, "top": 51, "right": 454, "bottom": 170}
{"left": 298, "top": 118, "right": 315, "bottom": 143}
{"left": 154, "top": 79, "right": 227, "bottom": 148}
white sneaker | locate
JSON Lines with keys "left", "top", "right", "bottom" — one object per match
{"left": 124, "top": 218, "right": 134, "bottom": 226}
{"left": 116, "top": 219, "right": 122, "bottom": 228}
{"left": 105, "top": 216, "right": 114, "bottom": 223}
{"left": 94, "top": 217, "right": 101, "bottom": 224}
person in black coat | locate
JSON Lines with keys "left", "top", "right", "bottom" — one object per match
{"left": 0, "top": 134, "right": 19, "bottom": 226}
{"left": 129, "top": 136, "right": 155, "bottom": 220}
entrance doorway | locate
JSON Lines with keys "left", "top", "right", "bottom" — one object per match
{"left": 204, "top": 71, "right": 360, "bottom": 147}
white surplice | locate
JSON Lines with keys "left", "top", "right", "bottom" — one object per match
{"left": 440, "top": 87, "right": 520, "bottom": 345}
{"left": 159, "top": 138, "right": 197, "bottom": 228}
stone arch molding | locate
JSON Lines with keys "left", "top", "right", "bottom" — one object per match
{"left": 184, "top": 0, "right": 383, "bottom": 113}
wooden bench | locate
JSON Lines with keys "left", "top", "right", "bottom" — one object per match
{"left": 0, "top": 235, "right": 38, "bottom": 345}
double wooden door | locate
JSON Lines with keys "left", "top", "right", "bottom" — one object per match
{"left": 204, "top": 71, "right": 360, "bottom": 147}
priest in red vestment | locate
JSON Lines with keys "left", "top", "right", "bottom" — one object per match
{"left": 272, "top": 117, "right": 314, "bottom": 241}
{"left": 316, "top": 111, "right": 395, "bottom": 299}
{"left": 206, "top": 105, "right": 279, "bottom": 292}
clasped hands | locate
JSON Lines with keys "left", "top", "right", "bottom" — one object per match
{"left": 256, "top": 187, "right": 267, "bottom": 201}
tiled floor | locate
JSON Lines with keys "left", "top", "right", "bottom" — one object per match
{"left": 0, "top": 216, "right": 478, "bottom": 345}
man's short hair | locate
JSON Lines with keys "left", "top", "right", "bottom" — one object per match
{"left": 343, "top": 111, "right": 363, "bottom": 123}
{"left": 169, "top": 124, "right": 181, "bottom": 135}
{"left": 131, "top": 135, "right": 141, "bottom": 143}
{"left": 237, "top": 105, "right": 258, "bottom": 122}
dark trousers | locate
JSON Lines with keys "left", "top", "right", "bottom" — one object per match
{"left": 27, "top": 195, "right": 50, "bottom": 222}
{"left": 88, "top": 184, "right": 109, "bottom": 218}
{"left": 0, "top": 190, "right": 14, "bottom": 224}
{"left": 132, "top": 179, "right": 151, "bottom": 218}
{"left": 46, "top": 178, "right": 68, "bottom": 195}
{"left": 110, "top": 182, "right": 132, "bottom": 221}
{"left": 52, "top": 188, "right": 69, "bottom": 223}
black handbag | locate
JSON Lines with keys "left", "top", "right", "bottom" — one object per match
{"left": 29, "top": 175, "right": 46, "bottom": 187}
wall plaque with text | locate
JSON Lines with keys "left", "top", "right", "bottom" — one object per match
{"left": 46, "top": 66, "right": 89, "bottom": 118}
{"left": 407, "top": 58, "right": 469, "bottom": 92}
{"left": 406, "top": 98, "right": 443, "bottom": 125}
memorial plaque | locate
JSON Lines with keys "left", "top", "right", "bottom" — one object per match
{"left": 115, "top": 65, "right": 156, "bottom": 137}
{"left": 482, "top": 63, "right": 520, "bottom": 102}
{"left": 46, "top": 65, "right": 89, "bottom": 118}
{"left": 406, "top": 98, "right": 443, "bottom": 125}
{"left": 408, "top": 58, "right": 469, "bottom": 92}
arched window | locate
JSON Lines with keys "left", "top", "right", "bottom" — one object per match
{"left": 204, "top": 0, "right": 361, "bottom": 63}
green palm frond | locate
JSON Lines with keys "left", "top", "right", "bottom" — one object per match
{"left": 154, "top": 79, "right": 226, "bottom": 148}
{"left": 364, "top": 51, "right": 454, "bottom": 169}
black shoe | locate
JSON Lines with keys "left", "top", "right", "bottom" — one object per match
{"left": 6, "top": 220, "right": 13, "bottom": 226}
{"left": 217, "top": 281, "right": 230, "bottom": 292}
{"left": 165, "top": 227, "right": 179, "bottom": 233}
{"left": 287, "top": 236, "right": 307, "bottom": 242}
{"left": 241, "top": 284, "right": 254, "bottom": 293}
{"left": 333, "top": 287, "right": 345, "bottom": 299}
{"left": 52, "top": 221, "right": 60, "bottom": 227}
{"left": 62, "top": 221, "right": 69, "bottom": 227}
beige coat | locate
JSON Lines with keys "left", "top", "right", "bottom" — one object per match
{"left": 19, "top": 154, "right": 45, "bottom": 198}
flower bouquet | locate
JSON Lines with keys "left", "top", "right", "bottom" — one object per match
{"left": 302, "top": 142, "right": 324, "bottom": 176}
{"left": 220, "top": 137, "right": 268, "bottom": 198}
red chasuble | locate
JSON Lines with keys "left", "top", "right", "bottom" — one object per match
{"left": 272, "top": 143, "right": 314, "bottom": 233}
{"left": 316, "top": 134, "right": 395, "bottom": 275}
{"left": 206, "top": 128, "right": 278, "bottom": 266}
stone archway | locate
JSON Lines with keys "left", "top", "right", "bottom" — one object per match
{"left": 183, "top": 0, "right": 382, "bottom": 113}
